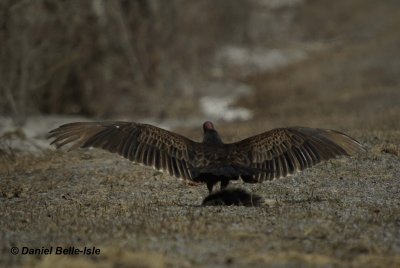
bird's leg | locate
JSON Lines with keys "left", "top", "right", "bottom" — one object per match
{"left": 220, "top": 179, "right": 230, "bottom": 191}
{"left": 206, "top": 181, "right": 216, "bottom": 193}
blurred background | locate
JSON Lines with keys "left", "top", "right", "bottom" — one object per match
{"left": 0, "top": 0, "right": 399, "bottom": 139}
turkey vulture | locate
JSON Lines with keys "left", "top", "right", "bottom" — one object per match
{"left": 48, "top": 121, "right": 364, "bottom": 193}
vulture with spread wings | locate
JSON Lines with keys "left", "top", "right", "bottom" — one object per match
{"left": 48, "top": 121, "right": 364, "bottom": 193}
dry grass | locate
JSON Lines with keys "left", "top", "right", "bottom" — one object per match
{"left": 0, "top": 127, "right": 399, "bottom": 267}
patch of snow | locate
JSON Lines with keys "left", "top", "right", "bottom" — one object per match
{"left": 200, "top": 96, "right": 252, "bottom": 122}
{"left": 0, "top": 116, "right": 89, "bottom": 152}
{"left": 199, "top": 81, "right": 253, "bottom": 122}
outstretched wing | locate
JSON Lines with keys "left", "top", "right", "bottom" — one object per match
{"left": 48, "top": 121, "right": 197, "bottom": 180}
{"left": 232, "top": 127, "right": 364, "bottom": 182}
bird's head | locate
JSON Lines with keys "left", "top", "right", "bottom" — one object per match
{"left": 202, "top": 121, "right": 223, "bottom": 144}
{"left": 203, "top": 121, "right": 215, "bottom": 133}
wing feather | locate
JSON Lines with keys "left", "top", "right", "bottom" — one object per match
{"left": 48, "top": 121, "right": 196, "bottom": 180}
{"left": 234, "top": 127, "right": 364, "bottom": 183}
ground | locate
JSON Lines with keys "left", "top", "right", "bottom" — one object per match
{"left": 0, "top": 117, "right": 399, "bottom": 267}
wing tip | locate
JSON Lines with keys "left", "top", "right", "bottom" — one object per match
{"left": 300, "top": 128, "right": 364, "bottom": 156}
{"left": 328, "top": 130, "right": 366, "bottom": 155}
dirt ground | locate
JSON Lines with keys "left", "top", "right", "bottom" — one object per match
{"left": 0, "top": 126, "right": 398, "bottom": 268}
{"left": 1, "top": 1, "right": 400, "bottom": 267}
{"left": 0, "top": 110, "right": 399, "bottom": 268}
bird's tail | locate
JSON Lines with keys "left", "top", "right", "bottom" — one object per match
{"left": 191, "top": 164, "right": 268, "bottom": 178}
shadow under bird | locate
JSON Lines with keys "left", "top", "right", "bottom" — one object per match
{"left": 48, "top": 121, "right": 364, "bottom": 194}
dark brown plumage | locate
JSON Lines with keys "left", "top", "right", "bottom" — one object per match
{"left": 48, "top": 121, "right": 364, "bottom": 193}
{"left": 202, "top": 188, "right": 264, "bottom": 207}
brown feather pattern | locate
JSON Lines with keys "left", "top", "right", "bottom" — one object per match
{"left": 48, "top": 122, "right": 195, "bottom": 180}
{"left": 234, "top": 127, "right": 363, "bottom": 182}
{"left": 48, "top": 122, "right": 364, "bottom": 187}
